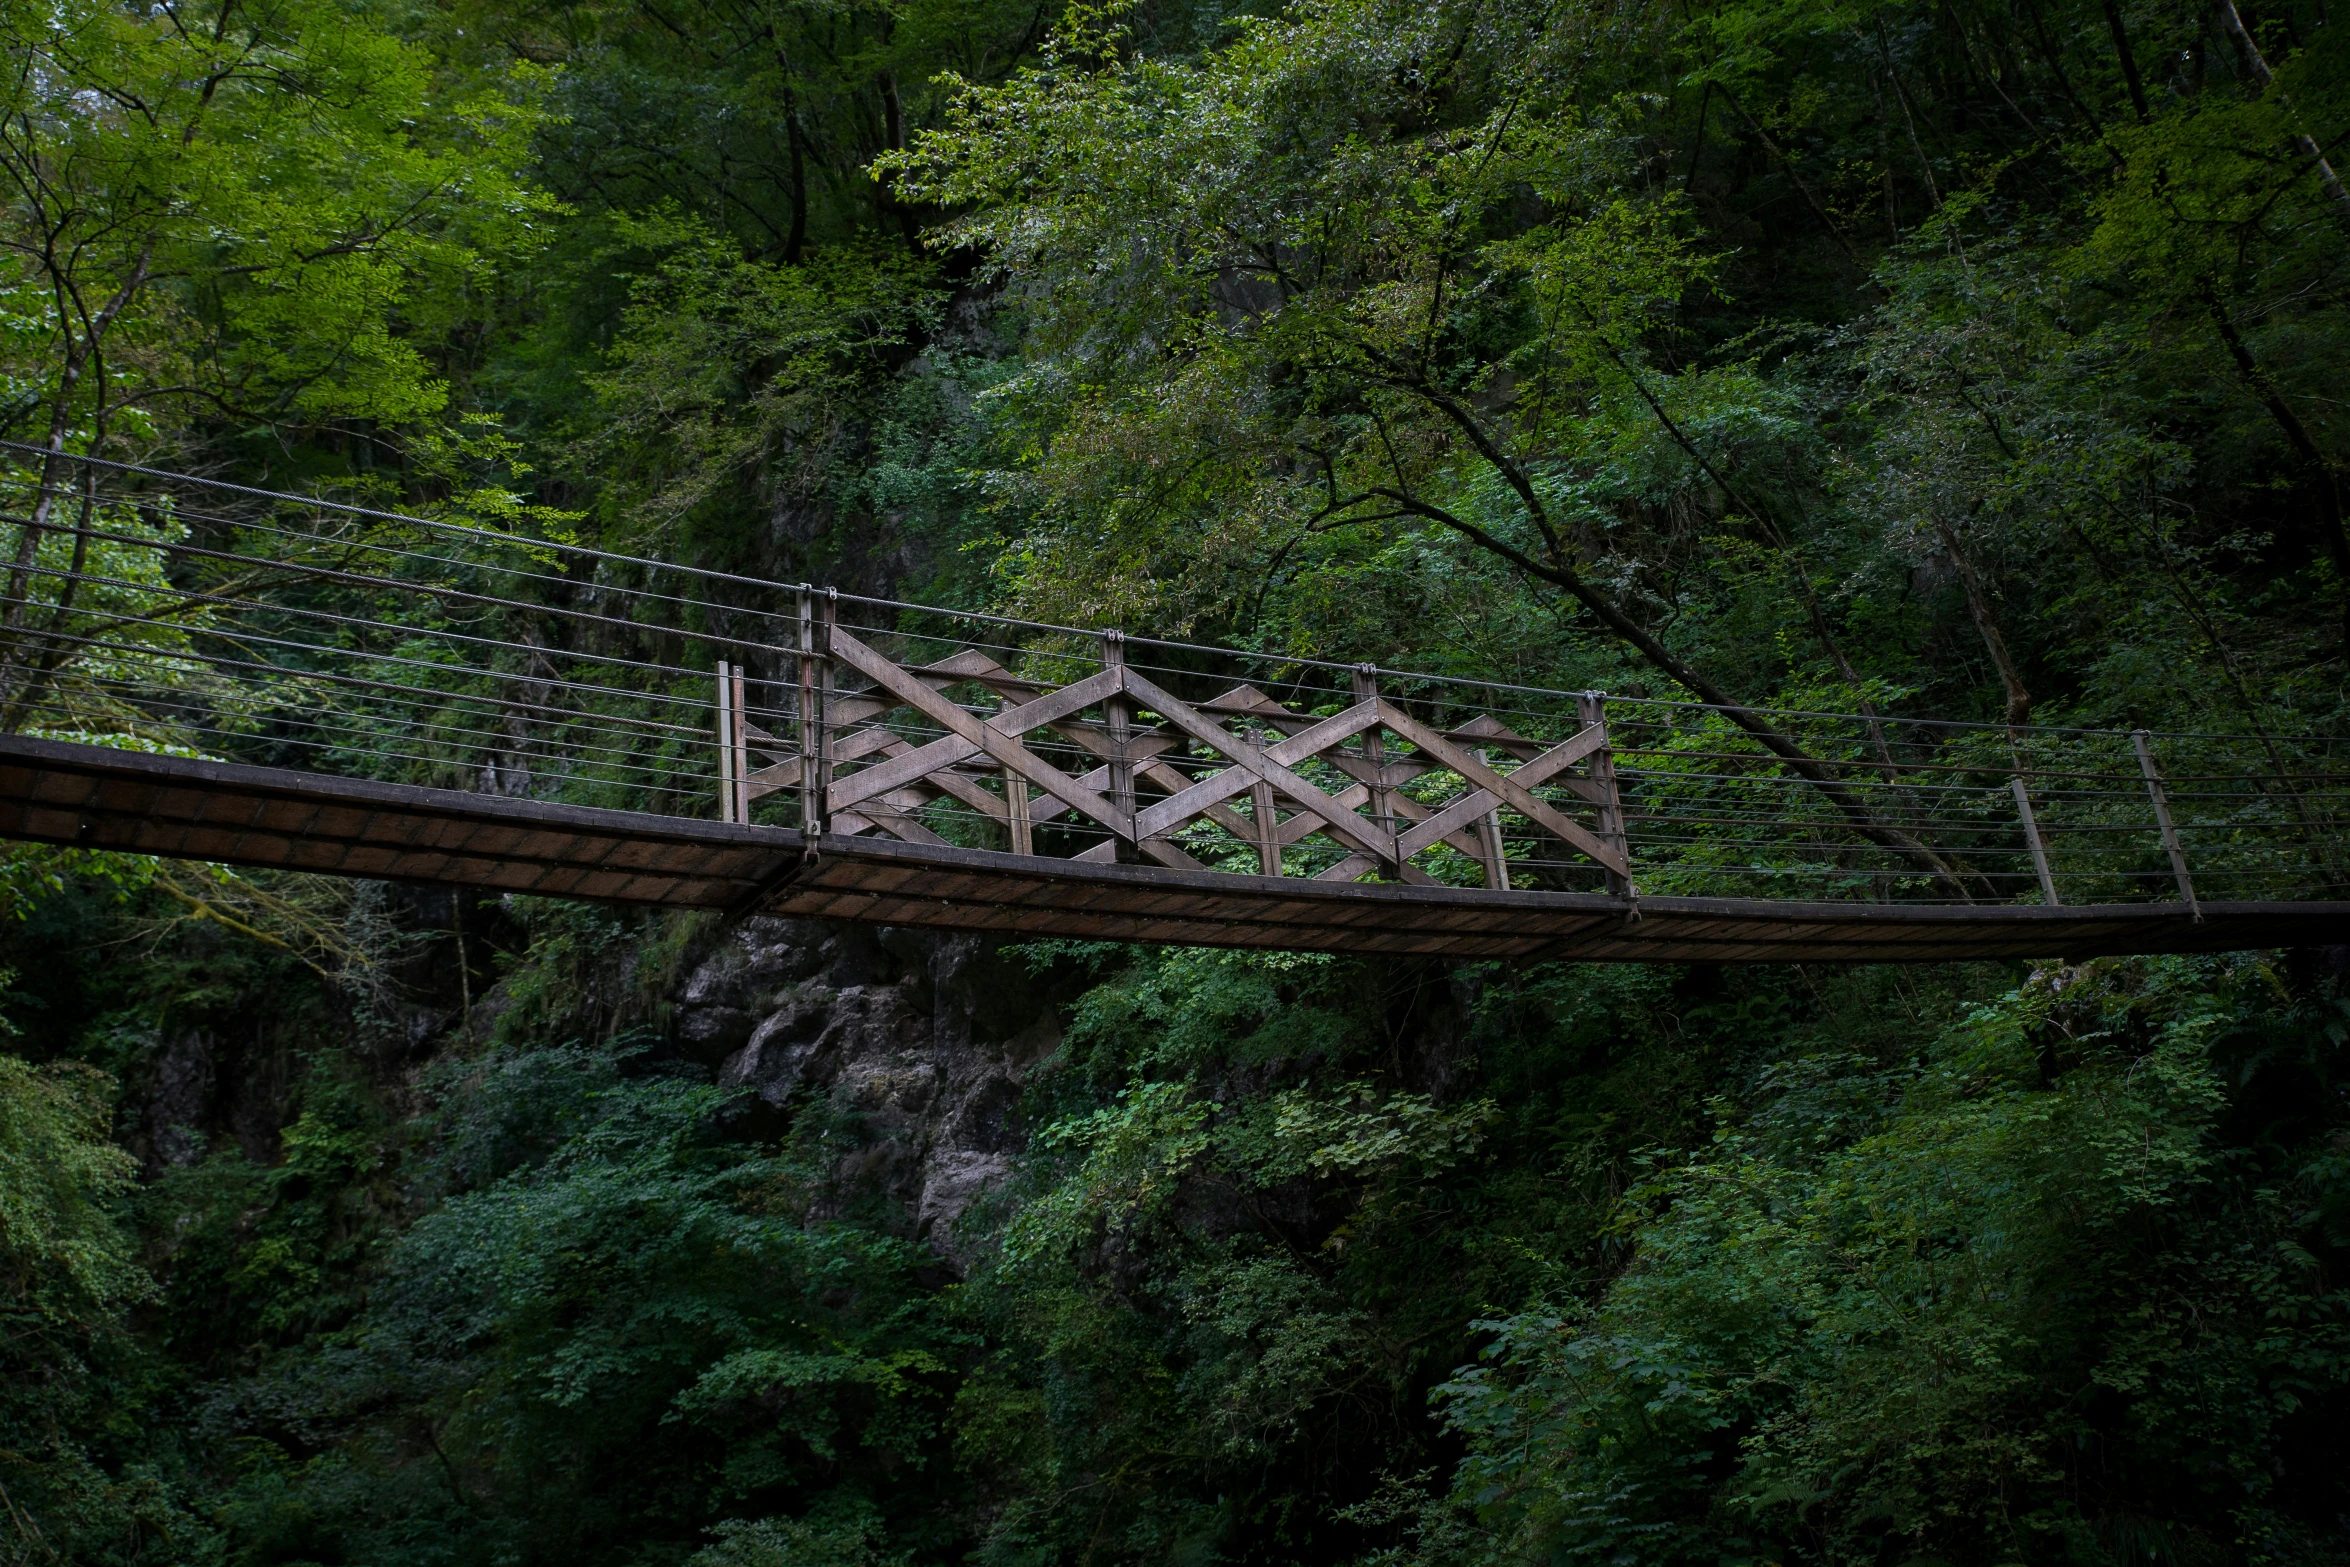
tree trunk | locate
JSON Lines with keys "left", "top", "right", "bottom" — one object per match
{"left": 1371, "top": 481, "right": 1989, "bottom": 899}
{"left": 783, "top": 83, "right": 810, "bottom": 265}
{"left": 0, "top": 381, "right": 90, "bottom": 716}
{"left": 2102, "top": 0, "right": 2152, "bottom": 120}
{"left": 1933, "top": 516, "right": 2033, "bottom": 729}
{"left": 2202, "top": 281, "right": 2350, "bottom": 658}
{"left": 2217, "top": 0, "right": 2350, "bottom": 226}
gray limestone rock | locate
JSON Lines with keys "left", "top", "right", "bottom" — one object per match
{"left": 718, "top": 984, "right": 840, "bottom": 1105}
{"left": 691, "top": 920, "right": 1058, "bottom": 1272}
{"left": 917, "top": 1149, "right": 1014, "bottom": 1266}
{"left": 147, "top": 1028, "right": 214, "bottom": 1171}
{"left": 676, "top": 1004, "right": 757, "bottom": 1061}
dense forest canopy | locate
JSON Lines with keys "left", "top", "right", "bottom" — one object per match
{"left": 0, "top": 0, "right": 2346, "bottom": 1563}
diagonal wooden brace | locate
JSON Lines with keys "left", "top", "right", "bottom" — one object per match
{"left": 824, "top": 665, "right": 1125, "bottom": 817}
{"left": 1263, "top": 698, "right": 1382, "bottom": 766}
{"left": 1394, "top": 724, "right": 1606, "bottom": 858}
{"left": 829, "top": 728, "right": 978, "bottom": 812}
{"left": 1285, "top": 787, "right": 1476, "bottom": 873}
{"left": 1122, "top": 671, "right": 1395, "bottom": 869}
{"left": 1375, "top": 701, "right": 1631, "bottom": 878}
{"left": 828, "top": 628, "right": 1138, "bottom": 844}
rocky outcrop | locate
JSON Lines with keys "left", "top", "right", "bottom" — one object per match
{"left": 106, "top": 898, "right": 1064, "bottom": 1265}
{"left": 673, "top": 917, "right": 1060, "bottom": 1270}
{"left": 144, "top": 1027, "right": 213, "bottom": 1170}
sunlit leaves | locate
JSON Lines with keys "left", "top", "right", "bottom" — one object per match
{"left": 0, "top": 0, "right": 561, "bottom": 446}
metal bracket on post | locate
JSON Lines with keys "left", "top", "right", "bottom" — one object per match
{"left": 2132, "top": 730, "right": 2200, "bottom": 921}
{"left": 1579, "top": 691, "right": 1637, "bottom": 916}
{"left": 1100, "top": 631, "right": 1136, "bottom": 859}
{"left": 2009, "top": 776, "right": 2060, "bottom": 906}
{"left": 716, "top": 660, "right": 738, "bottom": 824}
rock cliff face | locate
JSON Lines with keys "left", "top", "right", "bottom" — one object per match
{"left": 669, "top": 915, "right": 1061, "bottom": 1267}
{"left": 114, "top": 895, "right": 1066, "bottom": 1270}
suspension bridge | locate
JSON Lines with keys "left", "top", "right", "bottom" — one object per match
{"left": 0, "top": 447, "right": 2342, "bottom": 963}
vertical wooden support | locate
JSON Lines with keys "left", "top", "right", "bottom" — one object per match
{"left": 1352, "top": 665, "right": 1395, "bottom": 855}
{"left": 1251, "top": 768, "right": 1282, "bottom": 877}
{"left": 994, "top": 673, "right": 1035, "bottom": 855}
{"left": 715, "top": 660, "right": 737, "bottom": 824}
{"left": 797, "top": 588, "right": 819, "bottom": 833}
{"left": 1353, "top": 662, "right": 1400, "bottom": 869}
{"left": 729, "top": 662, "right": 751, "bottom": 825}
{"left": 2009, "top": 776, "right": 2060, "bottom": 906}
{"left": 1474, "top": 759, "right": 1509, "bottom": 892}
{"left": 1006, "top": 774, "right": 1033, "bottom": 856}
{"left": 2132, "top": 730, "right": 2199, "bottom": 918}
{"left": 816, "top": 590, "right": 837, "bottom": 836}
{"left": 1578, "top": 692, "right": 1635, "bottom": 904}
{"left": 1353, "top": 664, "right": 1413, "bottom": 883}
{"left": 1100, "top": 631, "right": 1135, "bottom": 857}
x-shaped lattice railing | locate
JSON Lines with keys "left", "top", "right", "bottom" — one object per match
{"left": 715, "top": 619, "right": 1634, "bottom": 895}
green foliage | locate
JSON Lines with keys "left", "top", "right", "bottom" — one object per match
{"left": 0, "top": 1051, "right": 143, "bottom": 1329}
{"left": 0, "top": 0, "right": 2346, "bottom": 1563}
{"left": 1433, "top": 956, "right": 2350, "bottom": 1567}
{"left": 691, "top": 1504, "right": 908, "bottom": 1567}
{"left": 174, "top": 1004, "right": 966, "bottom": 1567}
{"left": 944, "top": 947, "right": 1840, "bottom": 1565}
{"left": 0, "top": 844, "right": 156, "bottom": 921}
{"left": 576, "top": 212, "right": 950, "bottom": 553}
{"left": 0, "top": 1037, "right": 219, "bottom": 1566}
{"left": 882, "top": 0, "right": 2350, "bottom": 734}
{"left": 0, "top": 0, "right": 556, "bottom": 454}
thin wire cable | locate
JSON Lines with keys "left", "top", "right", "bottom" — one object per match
{"left": 0, "top": 569, "right": 734, "bottom": 708}
{"left": 13, "top": 624, "right": 720, "bottom": 751}
{"left": 0, "top": 513, "right": 812, "bottom": 667}
{"left": 53, "top": 678, "right": 718, "bottom": 794}
{"left": 57, "top": 686, "right": 715, "bottom": 808}
{"left": 0, "top": 496, "right": 811, "bottom": 645}
{"left": 9, "top": 446, "right": 2345, "bottom": 749}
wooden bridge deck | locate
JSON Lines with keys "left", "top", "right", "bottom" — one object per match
{"left": 0, "top": 736, "right": 2340, "bottom": 963}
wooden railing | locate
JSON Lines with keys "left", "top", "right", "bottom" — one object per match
{"left": 717, "top": 601, "right": 1632, "bottom": 896}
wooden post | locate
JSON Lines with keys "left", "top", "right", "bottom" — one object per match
{"left": 1352, "top": 665, "right": 1396, "bottom": 860}
{"left": 1475, "top": 763, "right": 1509, "bottom": 891}
{"left": 2009, "top": 776, "right": 2060, "bottom": 906}
{"left": 729, "top": 662, "right": 751, "bottom": 826}
{"left": 1251, "top": 768, "right": 1281, "bottom": 877}
{"left": 1354, "top": 664, "right": 1415, "bottom": 883}
{"left": 816, "top": 589, "right": 836, "bottom": 837}
{"left": 998, "top": 674, "right": 1035, "bottom": 856}
{"left": 1101, "top": 631, "right": 1135, "bottom": 857}
{"left": 2132, "top": 730, "right": 2199, "bottom": 919}
{"left": 798, "top": 588, "right": 819, "bottom": 834}
{"left": 716, "top": 660, "right": 736, "bottom": 824}
{"left": 1006, "top": 773, "right": 1033, "bottom": 856}
{"left": 1578, "top": 692, "right": 1634, "bottom": 903}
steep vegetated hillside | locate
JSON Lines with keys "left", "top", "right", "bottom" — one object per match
{"left": 0, "top": 0, "right": 2346, "bottom": 1562}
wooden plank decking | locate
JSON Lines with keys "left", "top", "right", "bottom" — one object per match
{"left": 0, "top": 735, "right": 2341, "bottom": 963}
